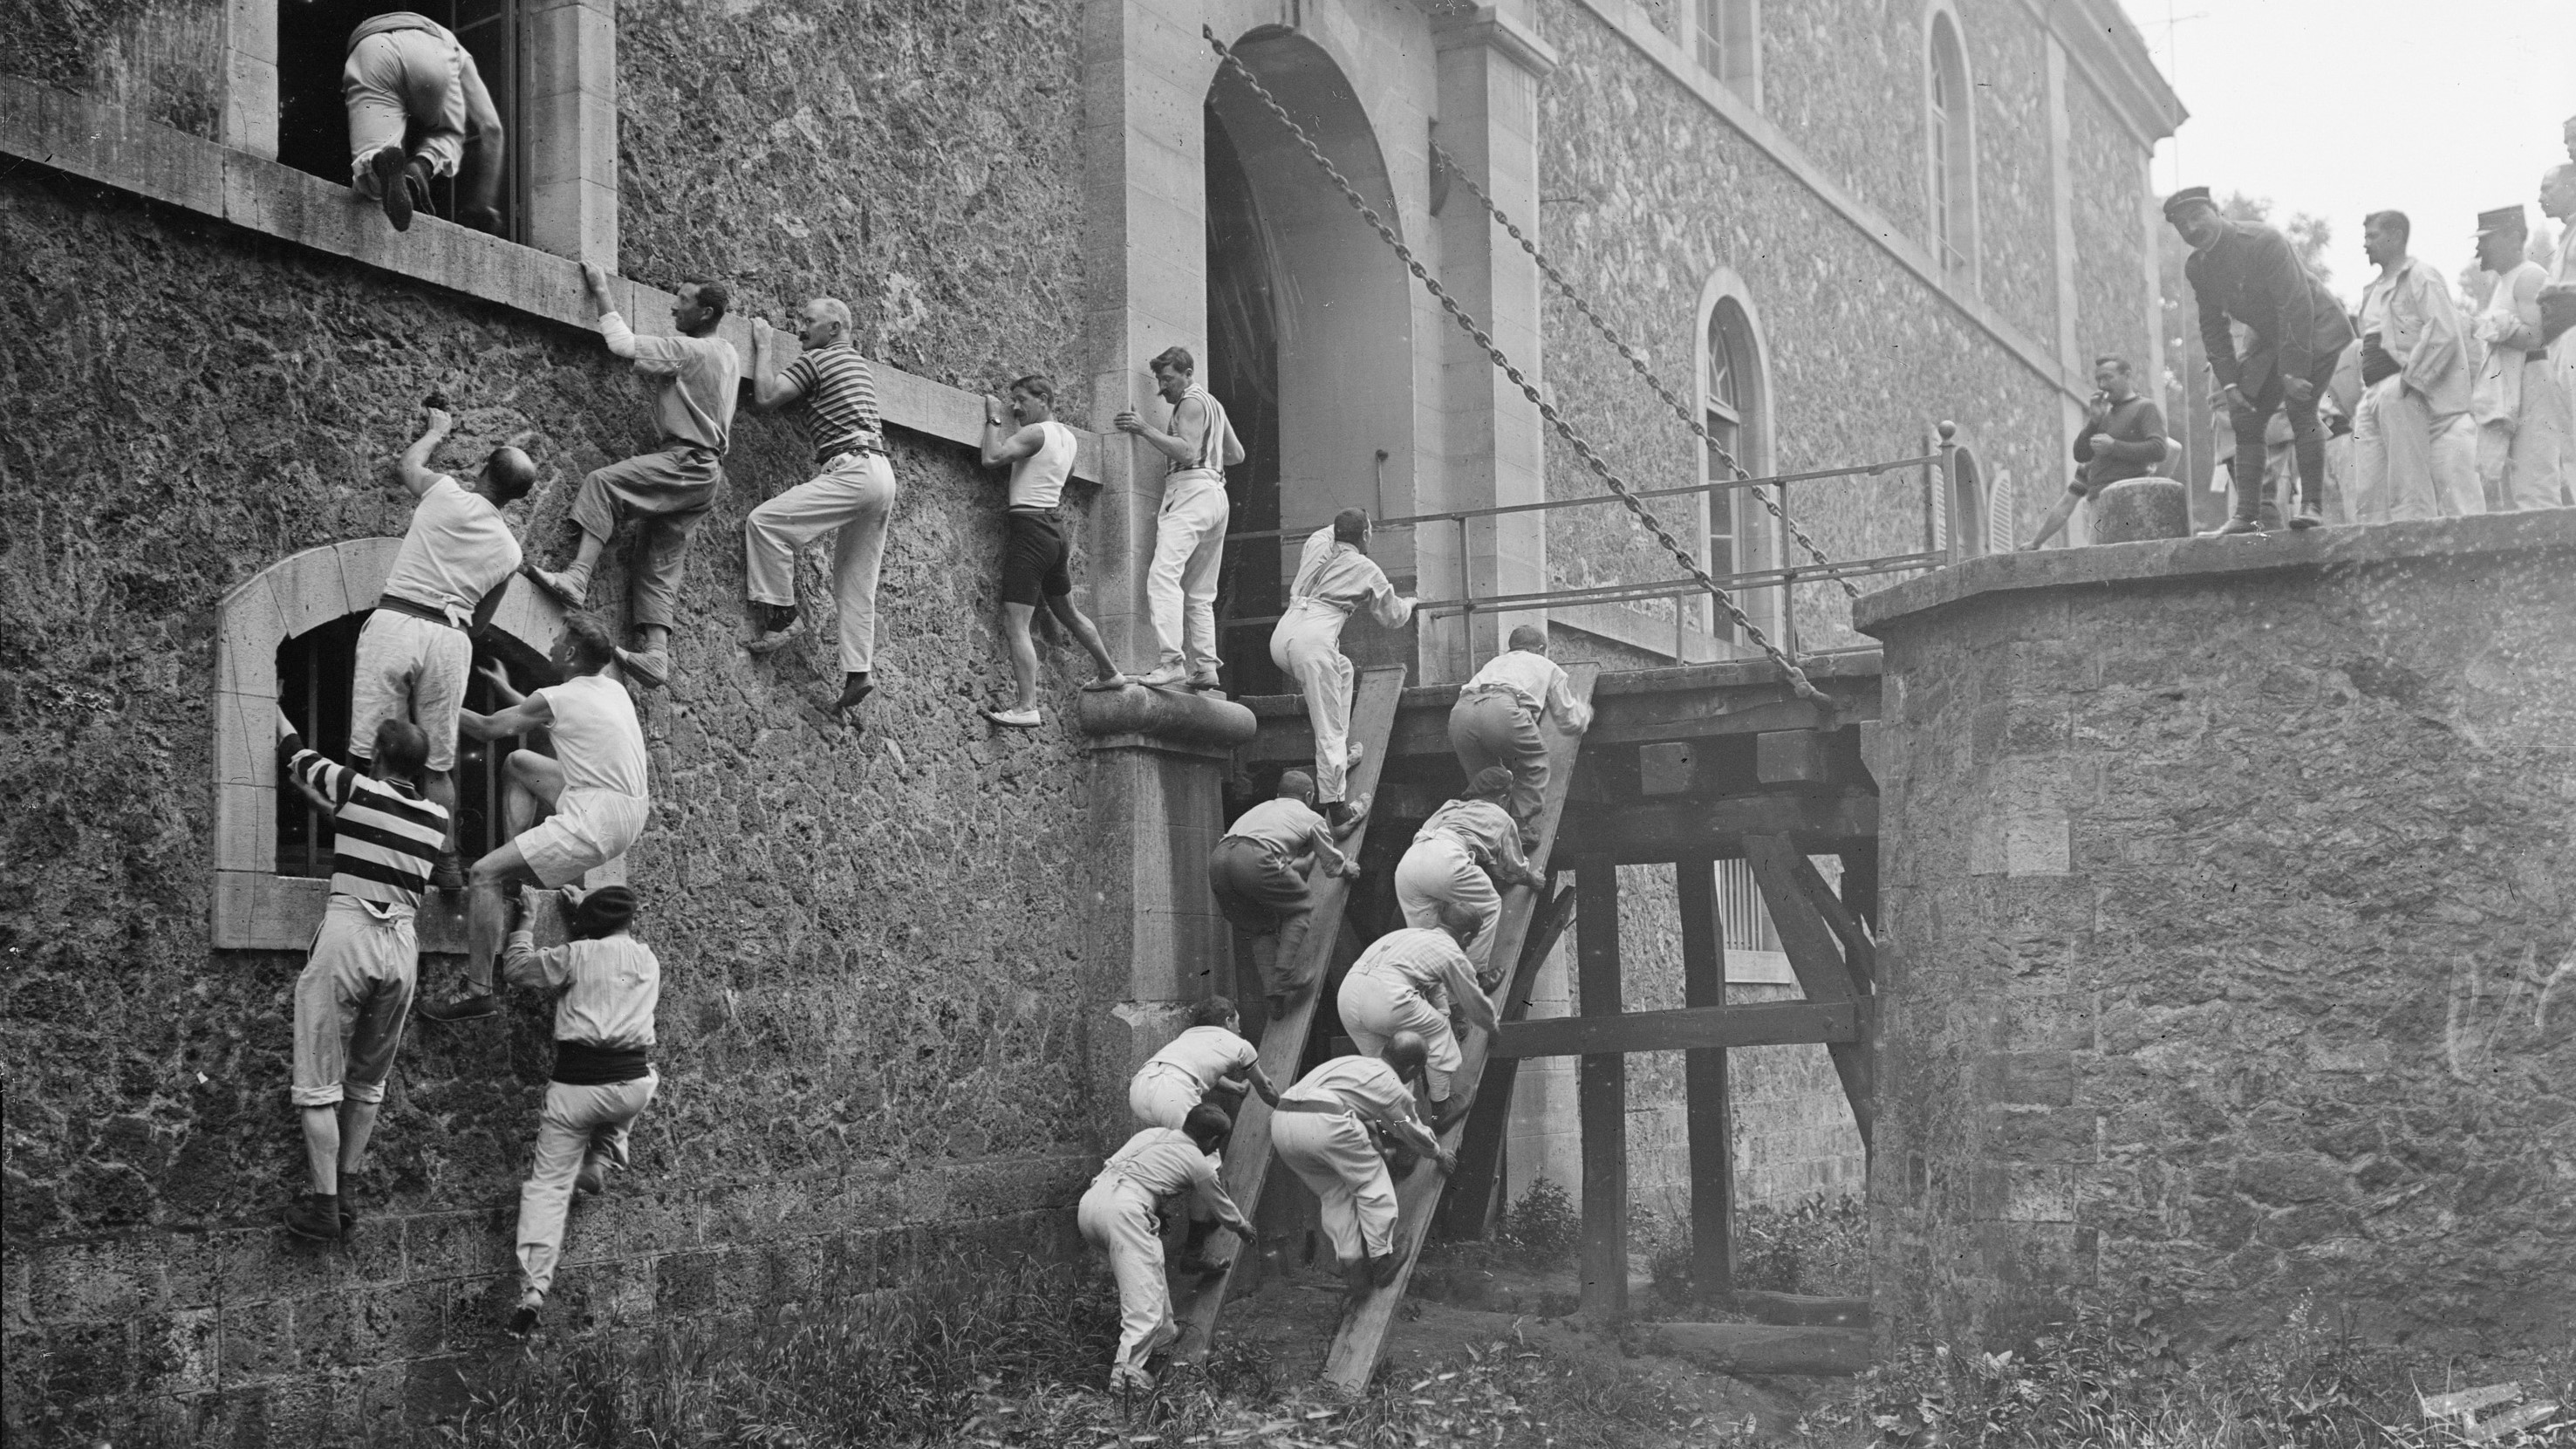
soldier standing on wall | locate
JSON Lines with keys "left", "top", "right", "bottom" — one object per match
{"left": 1077, "top": 1106, "right": 1257, "bottom": 1392}
{"left": 1269, "top": 509, "right": 1415, "bottom": 835}
{"left": 975, "top": 373, "right": 1132, "bottom": 726}
{"left": 1206, "top": 770, "right": 1359, "bottom": 1021}
{"left": 418, "top": 613, "right": 651, "bottom": 1023}
{"left": 1447, "top": 625, "right": 1593, "bottom": 850}
{"left": 523, "top": 263, "right": 741, "bottom": 691}
{"left": 1113, "top": 346, "right": 1244, "bottom": 691}
{"left": 501, "top": 884, "right": 659, "bottom": 1336}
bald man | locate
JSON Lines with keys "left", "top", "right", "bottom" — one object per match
{"left": 1449, "top": 626, "right": 1593, "bottom": 848}
{"left": 741, "top": 297, "right": 899, "bottom": 727}
{"left": 1270, "top": 1034, "right": 1453, "bottom": 1297}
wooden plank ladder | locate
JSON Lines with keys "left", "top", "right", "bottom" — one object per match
{"left": 1171, "top": 664, "right": 1410, "bottom": 1363}
{"left": 1319, "top": 662, "right": 1602, "bottom": 1392}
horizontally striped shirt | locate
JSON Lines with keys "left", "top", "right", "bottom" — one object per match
{"left": 1347, "top": 927, "right": 1479, "bottom": 1014}
{"left": 784, "top": 343, "right": 882, "bottom": 461}
{"left": 279, "top": 735, "right": 448, "bottom": 910}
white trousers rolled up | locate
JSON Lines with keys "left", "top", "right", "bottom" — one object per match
{"left": 1393, "top": 837, "right": 1502, "bottom": 980}
{"left": 1270, "top": 1110, "right": 1397, "bottom": 1266}
{"left": 1077, "top": 1173, "right": 1171, "bottom": 1377}
{"left": 1271, "top": 602, "right": 1356, "bottom": 803}
{"left": 744, "top": 452, "right": 899, "bottom": 674}
{"left": 516, "top": 1070, "right": 658, "bottom": 1295}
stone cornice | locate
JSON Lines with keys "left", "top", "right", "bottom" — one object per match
{"left": 0, "top": 75, "right": 1105, "bottom": 482}
{"left": 1434, "top": 5, "right": 1565, "bottom": 79}
{"left": 2019, "top": 0, "right": 2188, "bottom": 150}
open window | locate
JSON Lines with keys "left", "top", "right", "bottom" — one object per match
{"left": 277, "top": 0, "right": 526, "bottom": 240}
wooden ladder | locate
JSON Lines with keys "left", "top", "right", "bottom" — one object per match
{"left": 1319, "top": 662, "right": 1601, "bottom": 1392}
{"left": 1171, "top": 664, "right": 1410, "bottom": 1363}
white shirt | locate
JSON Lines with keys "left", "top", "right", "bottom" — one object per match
{"left": 1348, "top": 927, "right": 1479, "bottom": 1013}
{"left": 1286, "top": 529, "right": 1411, "bottom": 626}
{"left": 1141, "top": 1025, "right": 1259, "bottom": 1090}
{"left": 1465, "top": 649, "right": 1591, "bottom": 727}
{"left": 537, "top": 673, "right": 648, "bottom": 797}
{"left": 1281, "top": 1055, "right": 1424, "bottom": 1123}
{"left": 502, "top": 932, "right": 659, "bottom": 1047}
{"left": 1099, "top": 1128, "right": 1241, "bottom": 1221}
{"left": 381, "top": 476, "right": 520, "bottom": 625}
{"left": 1007, "top": 421, "right": 1077, "bottom": 510}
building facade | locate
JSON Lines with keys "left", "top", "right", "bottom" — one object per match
{"left": 2, "top": 0, "right": 2176, "bottom": 1435}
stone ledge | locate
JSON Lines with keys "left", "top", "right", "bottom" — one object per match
{"left": 1854, "top": 510, "right": 2576, "bottom": 636}
{"left": 0, "top": 74, "right": 1104, "bottom": 482}
{"left": 1077, "top": 684, "right": 1257, "bottom": 753}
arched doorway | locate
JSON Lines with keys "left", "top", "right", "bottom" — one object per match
{"left": 1205, "top": 30, "right": 1418, "bottom": 694}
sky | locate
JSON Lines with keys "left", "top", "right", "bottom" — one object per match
{"left": 2115, "top": 0, "right": 2576, "bottom": 304}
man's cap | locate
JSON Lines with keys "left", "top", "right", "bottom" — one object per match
{"left": 2162, "top": 186, "right": 2214, "bottom": 222}
{"left": 572, "top": 885, "right": 635, "bottom": 935}
{"left": 2476, "top": 205, "right": 2526, "bottom": 237}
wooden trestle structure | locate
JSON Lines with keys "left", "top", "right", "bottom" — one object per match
{"left": 1194, "top": 649, "right": 1884, "bottom": 1390}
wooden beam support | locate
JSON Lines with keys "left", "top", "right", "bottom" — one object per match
{"left": 1490, "top": 999, "right": 1864, "bottom": 1057}
{"left": 1677, "top": 858, "right": 1735, "bottom": 1304}
{"left": 1552, "top": 789, "right": 1879, "bottom": 863}
{"left": 1838, "top": 844, "right": 1881, "bottom": 935}
{"left": 1784, "top": 851, "right": 1878, "bottom": 992}
{"left": 1743, "top": 833, "right": 1875, "bottom": 1147}
{"left": 1575, "top": 859, "right": 1628, "bottom": 1324}
{"left": 1442, "top": 879, "right": 1577, "bottom": 1238}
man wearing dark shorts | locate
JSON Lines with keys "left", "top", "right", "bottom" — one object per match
{"left": 2024, "top": 355, "right": 2168, "bottom": 549}
{"left": 976, "top": 374, "right": 1127, "bottom": 727}
{"left": 1208, "top": 770, "right": 1357, "bottom": 1015}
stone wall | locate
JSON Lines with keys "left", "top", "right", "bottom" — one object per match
{"left": 1752, "top": 0, "right": 1928, "bottom": 243}
{"left": 1858, "top": 514, "right": 2576, "bottom": 1359}
{"left": 1, "top": 154, "right": 1110, "bottom": 1440}
{"left": 2066, "top": 79, "right": 2150, "bottom": 377}
{"left": 1955, "top": 0, "right": 2055, "bottom": 349}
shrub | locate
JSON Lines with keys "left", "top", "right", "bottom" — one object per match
{"left": 1498, "top": 1176, "right": 1582, "bottom": 1266}
{"left": 1735, "top": 1191, "right": 1867, "bottom": 1296}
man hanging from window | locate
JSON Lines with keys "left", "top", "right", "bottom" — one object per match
{"left": 1113, "top": 346, "right": 1243, "bottom": 691}
{"left": 974, "top": 374, "right": 1132, "bottom": 727}
{"left": 1334, "top": 909, "right": 1500, "bottom": 1137}
{"left": 1269, "top": 1033, "right": 1454, "bottom": 1301}
{"left": 272, "top": 709, "right": 450, "bottom": 1242}
{"left": 1269, "top": 509, "right": 1414, "bottom": 835}
{"left": 1393, "top": 768, "right": 1542, "bottom": 983}
{"left": 1447, "top": 625, "right": 1593, "bottom": 851}
{"left": 1126, "top": 996, "right": 1278, "bottom": 1275}
{"left": 1077, "top": 1105, "right": 1256, "bottom": 1392}
{"left": 2351, "top": 210, "right": 2479, "bottom": 522}
{"left": 524, "top": 264, "right": 741, "bottom": 691}
{"left": 501, "top": 883, "right": 659, "bottom": 1336}
{"left": 1206, "top": 770, "right": 1359, "bottom": 1021}
{"left": 339, "top": 10, "right": 505, "bottom": 235}
{"left": 2165, "top": 187, "right": 2356, "bottom": 534}
{"left": 353, "top": 406, "right": 536, "bottom": 887}
{"left": 2023, "top": 357, "right": 2167, "bottom": 550}
{"left": 737, "top": 297, "right": 905, "bottom": 728}
{"left": 419, "top": 612, "right": 649, "bottom": 1023}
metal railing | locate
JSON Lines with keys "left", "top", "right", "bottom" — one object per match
{"left": 1220, "top": 431, "right": 1968, "bottom": 666}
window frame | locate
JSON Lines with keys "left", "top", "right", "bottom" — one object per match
{"left": 214, "top": 538, "right": 571, "bottom": 949}
{"left": 1688, "top": 0, "right": 1762, "bottom": 105}
{"left": 1692, "top": 271, "right": 1777, "bottom": 654}
{"left": 1923, "top": 5, "right": 1978, "bottom": 286}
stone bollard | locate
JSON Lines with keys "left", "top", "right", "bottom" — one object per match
{"left": 1076, "top": 680, "right": 1259, "bottom": 749}
{"left": 2088, "top": 476, "right": 2188, "bottom": 543}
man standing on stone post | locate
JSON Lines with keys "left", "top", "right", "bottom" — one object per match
{"left": 1271, "top": 509, "right": 1414, "bottom": 834}
{"left": 524, "top": 263, "right": 741, "bottom": 691}
{"left": 1207, "top": 770, "right": 1357, "bottom": 1020}
{"left": 339, "top": 10, "right": 505, "bottom": 234}
{"left": 738, "top": 297, "right": 899, "bottom": 727}
{"left": 2024, "top": 356, "right": 2167, "bottom": 549}
{"left": 419, "top": 613, "right": 650, "bottom": 1023}
{"left": 273, "top": 709, "right": 448, "bottom": 1241}
{"left": 1114, "top": 346, "right": 1243, "bottom": 690}
{"left": 2353, "top": 211, "right": 2479, "bottom": 522}
{"left": 2470, "top": 207, "right": 2568, "bottom": 512}
{"left": 1449, "top": 625, "right": 1593, "bottom": 851}
{"left": 2168, "top": 187, "right": 2354, "bottom": 533}
{"left": 351, "top": 407, "right": 535, "bottom": 886}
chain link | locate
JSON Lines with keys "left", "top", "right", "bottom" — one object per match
{"left": 1205, "top": 29, "right": 1825, "bottom": 704}
{"left": 1431, "top": 142, "right": 1859, "bottom": 599}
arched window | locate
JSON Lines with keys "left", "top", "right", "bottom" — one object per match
{"left": 1693, "top": 0, "right": 1760, "bottom": 101}
{"left": 1699, "top": 289, "right": 1770, "bottom": 647}
{"left": 1926, "top": 10, "right": 1976, "bottom": 280}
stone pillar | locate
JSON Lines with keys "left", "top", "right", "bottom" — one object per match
{"left": 221, "top": 0, "right": 277, "bottom": 157}
{"left": 1856, "top": 514, "right": 2576, "bottom": 1357}
{"left": 1430, "top": 4, "right": 1558, "bottom": 684}
{"left": 524, "top": 0, "right": 618, "bottom": 266}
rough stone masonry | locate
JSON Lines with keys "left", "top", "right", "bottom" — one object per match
{"left": 1857, "top": 512, "right": 2576, "bottom": 1360}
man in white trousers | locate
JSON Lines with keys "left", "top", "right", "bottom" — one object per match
{"left": 1115, "top": 346, "right": 1243, "bottom": 690}
{"left": 502, "top": 884, "right": 659, "bottom": 1336}
{"left": 1079, "top": 1105, "right": 1255, "bottom": 1391}
{"left": 1128, "top": 996, "right": 1279, "bottom": 1273}
{"left": 2470, "top": 206, "right": 2568, "bottom": 511}
{"left": 2353, "top": 210, "right": 2479, "bottom": 522}
{"left": 1335, "top": 912, "right": 1500, "bottom": 1135}
{"left": 339, "top": 11, "right": 504, "bottom": 233}
{"left": 741, "top": 297, "right": 899, "bottom": 727}
{"left": 2539, "top": 163, "right": 2576, "bottom": 505}
{"left": 1270, "top": 1035, "right": 1452, "bottom": 1298}
{"left": 1394, "top": 768, "right": 1543, "bottom": 984}
{"left": 1269, "top": 509, "right": 1413, "bottom": 834}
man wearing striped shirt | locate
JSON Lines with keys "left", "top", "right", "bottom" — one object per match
{"left": 1115, "top": 346, "right": 1244, "bottom": 690}
{"left": 977, "top": 373, "right": 1130, "bottom": 728}
{"left": 272, "top": 709, "right": 451, "bottom": 1242}
{"left": 1335, "top": 913, "right": 1499, "bottom": 1134}
{"left": 742, "top": 297, "right": 899, "bottom": 727}
{"left": 526, "top": 263, "right": 741, "bottom": 691}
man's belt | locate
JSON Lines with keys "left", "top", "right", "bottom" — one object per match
{"left": 375, "top": 594, "right": 462, "bottom": 630}
{"left": 817, "top": 434, "right": 887, "bottom": 468}
{"left": 1008, "top": 504, "right": 1063, "bottom": 523}
{"left": 1274, "top": 1097, "right": 1359, "bottom": 1117}
{"left": 1459, "top": 682, "right": 1538, "bottom": 711}
{"left": 2358, "top": 337, "right": 2402, "bottom": 388}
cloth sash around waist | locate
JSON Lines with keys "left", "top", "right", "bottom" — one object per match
{"left": 552, "top": 1039, "right": 650, "bottom": 1085}
{"left": 1285, "top": 595, "right": 1355, "bottom": 618}
{"left": 376, "top": 593, "right": 464, "bottom": 630}
{"left": 1458, "top": 682, "right": 1540, "bottom": 713}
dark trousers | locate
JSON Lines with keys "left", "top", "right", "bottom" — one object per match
{"left": 2229, "top": 353, "right": 2340, "bottom": 522}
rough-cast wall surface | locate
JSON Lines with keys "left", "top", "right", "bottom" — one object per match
{"left": 1534, "top": 0, "right": 2065, "bottom": 653}
{"left": 1859, "top": 515, "right": 2576, "bottom": 1359}
{"left": 6, "top": 0, "right": 224, "bottom": 138}
{"left": 1954, "top": 0, "right": 2055, "bottom": 349}
{"left": 1, "top": 159, "right": 1111, "bottom": 1440}
{"left": 1749, "top": 0, "right": 1927, "bottom": 244}
{"left": 2066, "top": 81, "right": 2149, "bottom": 374}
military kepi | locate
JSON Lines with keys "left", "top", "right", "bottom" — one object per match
{"left": 2162, "top": 186, "right": 2213, "bottom": 222}
{"left": 2475, "top": 205, "right": 2525, "bottom": 238}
